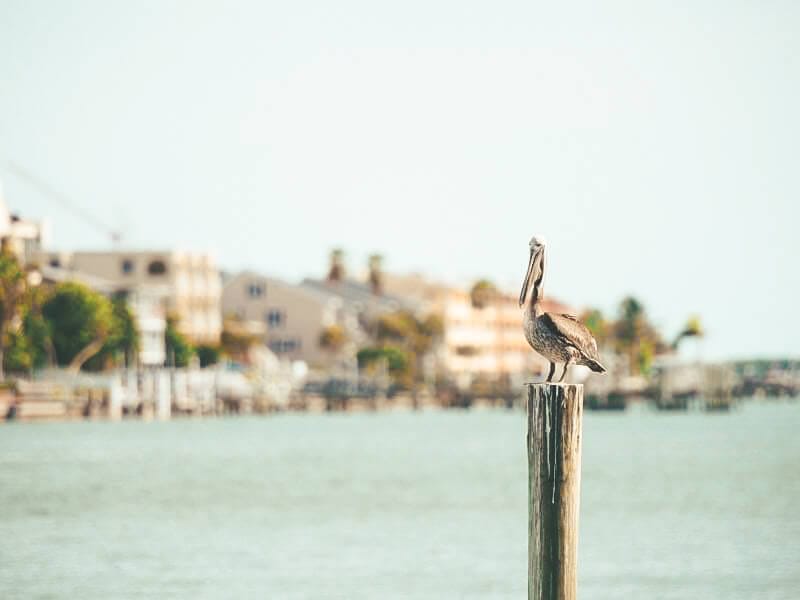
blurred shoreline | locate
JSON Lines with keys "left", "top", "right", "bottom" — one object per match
{"left": 3, "top": 360, "right": 798, "bottom": 423}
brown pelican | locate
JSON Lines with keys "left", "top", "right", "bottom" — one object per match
{"left": 520, "top": 236, "right": 606, "bottom": 382}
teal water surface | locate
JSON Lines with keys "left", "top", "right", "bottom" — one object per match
{"left": 1, "top": 402, "right": 798, "bottom": 599}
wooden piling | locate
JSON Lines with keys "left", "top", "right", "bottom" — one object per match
{"left": 526, "top": 383, "right": 583, "bottom": 600}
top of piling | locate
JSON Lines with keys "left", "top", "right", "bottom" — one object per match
{"left": 524, "top": 382, "right": 583, "bottom": 388}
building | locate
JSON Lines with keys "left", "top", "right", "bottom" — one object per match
{"left": 383, "top": 273, "right": 574, "bottom": 380}
{"left": 222, "top": 272, "right": 357, "bottom": 367}
{"left": 36, "top": 250, "right": 221, "bottom": 344}
{"left": 127, "top": 285, "right": 169, "bottom": 366}
{"left": 300, "top": 277, "right": 419, "bottom": 322}
{"left": 224, "top": 268, "right": 578, "bottom": 380}
{"left": 39, "top": 265, "right": 168, "bottom": 366}
{"left": 222, "top": 272, "right": 425, "bottom": 368}
{"left": 0, "top": 179, "right": 49, "bottom": 265}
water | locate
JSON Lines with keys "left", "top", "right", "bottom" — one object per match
{"left": 1, "top": 402, "right": 798, "bottom": 599}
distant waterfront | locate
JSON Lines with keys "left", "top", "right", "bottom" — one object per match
{"left": 1, "top": 401, "right": 798, "bottom": 599}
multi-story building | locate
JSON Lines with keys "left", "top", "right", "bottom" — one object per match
{"left": 36, "top": 250, "right": 221, "bottom": 344}
{"left": 383, "top": 273, "right": 574, "bottom": 380}
{"left": 224, "top": 268, "right": 577, "bottom": 381}
{"left": 222, "top": 272, "right": 352, "bottom": 367}
{"left": 127, "top": 285, "right": 169, "bottom": 366}
{"left": 300, "top": 277, "right": 418, "bottom": 324}
{"left": 222, "top": 272, "right": 421, "bottom": 368}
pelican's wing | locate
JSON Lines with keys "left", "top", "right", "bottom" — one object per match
{"left": 541, "top": 313, "right": 599, "bottom": 359}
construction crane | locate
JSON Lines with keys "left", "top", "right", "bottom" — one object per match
{"left": 2, "top": 159, "right": 124, "bottom": 245}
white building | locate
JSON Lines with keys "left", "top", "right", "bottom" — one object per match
{"left": 37, "top": 250, "right": 222, "bottom": 344}
{"left": 127, "top": 285, "right": 169, "bottom": 366}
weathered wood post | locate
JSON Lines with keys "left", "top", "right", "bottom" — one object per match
{"left": 526, "top": 383, "right": 583, "bottom": 600}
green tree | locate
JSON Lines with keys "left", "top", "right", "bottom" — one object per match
{"left": 611, "top": 296, "right": 666, "bottom": 375}
{"left": 42, "top": 282, "right": 113, "bottom": 372}
{"left": 638, "top": 339, "right": 656, "bottom": 375}
{"left": 4, "top": 330, "right": 33, "bottom": 374}
{"left": 374, "top": 311, "right": 413, "bottom": 342}
{"left": 357, "top": 346, "right": 410, "bottom": 385}
{"left": 319, "top": 324, "right": 347, "bottom": 353}
{"left": 220, "top": 320, "right": 258, "bottom": 362}
{"left": 0, "top": 250, "right": 26, "bottom": 379}
{"left": 581, "top": 308, "right": 610, "bottom": 348}
{"left": 370, "top": 310, "right": 444, "bottom": 389}
{"left": 374, "top": 310, "right": 442, "bottom": 356}
{"left": 419, "top": 313, "right": 444, "bottom": 342}
{"left": 86, "top": 294, "right": 140, "bottom": 370}
{"left": 614, "top": 297, "right": 643, "bottom": 346}
{"left": 165, "top": 315, "right": 194, "bottom": 367}
{"left": 469, "top": 279, "right": 496, "bottom": 309}
{"left": 196, "top": 344, "right": 221, "bottom": 367}
{"left": 5, "top": 285, "right": 53, "bottom": 374}
{"left": 368, "top": 253, "right": 383, "bottom": 295}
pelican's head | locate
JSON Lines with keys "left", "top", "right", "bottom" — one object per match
{"left": 520, "top": 234, "right": 547, "bottom": 307}
{"left": 529, "top": 235, "right": 547, "bottom": 251}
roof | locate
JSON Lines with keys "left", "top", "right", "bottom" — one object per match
{"left": 39, "top": 266, "right": 172, "bottom": 299}
{"left": 222, "top": 270, "right": 339, "bottom": 306}
{"left": 301, "top": 278, "right": 420, "bottom": 313}
{"left": 40, "top": 265, "right": 118, "bottom": 293}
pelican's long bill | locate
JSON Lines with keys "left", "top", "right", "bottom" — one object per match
{"left": 518, "top": 246, "right": 544, "bottom": 307}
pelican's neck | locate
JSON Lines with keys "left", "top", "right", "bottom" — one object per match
{"left": 528, "top": 281, "right": 544, "bottom": 318}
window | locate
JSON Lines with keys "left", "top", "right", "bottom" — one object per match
{"left": 49, "top": 258, "right": 61, "bottom": 268}
{"left": 248, "top": 282, "right": 264, "bottom": 298}
{"left": 455, "top": 345, "right": 480, "bottom": 357}
{"left": 269, "top": 339, "right": 301, "bottom": 354}
{"left": 265, "top": 309, "right": 284, "bottom": 327}
{"left": 121, "top": 259, "right": 134, "bottom": 274}
{"left": 147, "top": 260, "right": 167, "bottom": 275}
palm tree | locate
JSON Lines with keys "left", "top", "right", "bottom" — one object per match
{"left": 612, "top": 296, "right": 665, "bottom": 375}
{"left": 672, "top": 315, "right": 703, "bottom": 349}
{"left": 0, "top": 249, "right": 25, "bottom": 379}
{"left": 327, "top": 248, "right": 345, "bottom": 283}
{"left": 368, "top": 253, "right": 383, "bottom": 295}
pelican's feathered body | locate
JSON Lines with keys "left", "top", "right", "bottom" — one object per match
{"left": 520, "top": 236, "right": 606, "bottom": 382}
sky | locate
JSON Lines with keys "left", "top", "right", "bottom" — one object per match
{"left": 0, "top": 0, "right": 798, "bottom": 359}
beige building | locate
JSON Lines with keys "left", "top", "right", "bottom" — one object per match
{"left": 384, "top": 273, "right": 573, "bottom": 380}
{"left": 37, "top": 250, "right": 222, "bottom": 344}
{"left": 224, "top": 269, "right": 577, "bottom": 379}
{"left": 222, "top": 272, "right": 361, "bottom": 367}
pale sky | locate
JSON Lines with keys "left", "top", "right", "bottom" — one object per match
{"left": 1, "top": 1, "right": 798, "bottom": 359}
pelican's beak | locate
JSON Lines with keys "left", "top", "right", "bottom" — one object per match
{"left": 519, "top": 246, "right": 544, "bottom": 307}
{"left": 519, "top": 248, "right": 534, "bottom": 307}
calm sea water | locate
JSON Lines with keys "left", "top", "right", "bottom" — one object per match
{"left": 1, "top": 402, "right": 798, "bottom": 599}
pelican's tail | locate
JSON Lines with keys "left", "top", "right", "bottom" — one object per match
{"left": 585, "top": 359, "right": 606, "bottom": 373}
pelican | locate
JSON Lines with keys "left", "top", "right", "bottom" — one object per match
{"left": 520, "top": 235, "right": 606, "bottom": 383}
